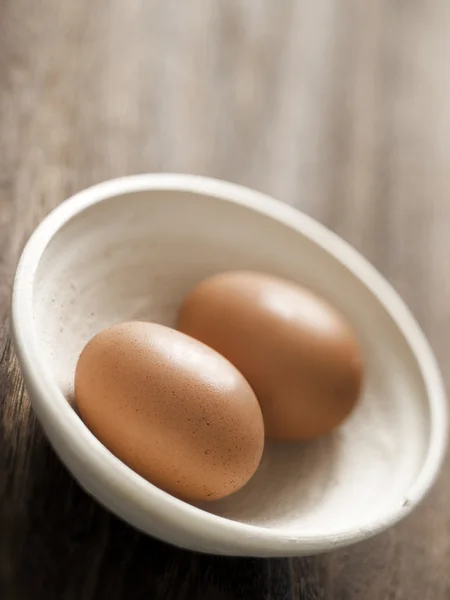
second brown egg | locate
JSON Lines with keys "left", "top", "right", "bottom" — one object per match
{"left": 178, "top": 271, "right": 364, "bottom": 441}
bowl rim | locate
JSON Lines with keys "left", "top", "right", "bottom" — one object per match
{"left": 10, "top": 173, "right": 448, "bottom": 556}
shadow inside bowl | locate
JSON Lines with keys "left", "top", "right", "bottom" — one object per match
{"left": 196, "top": 436, "right": 340, "bottom": 529}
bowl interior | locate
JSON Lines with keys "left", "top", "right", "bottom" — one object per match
{"left": 32, "top": 188, "right": 430, "bottom": 536}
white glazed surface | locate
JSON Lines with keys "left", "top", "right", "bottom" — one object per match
{"left": 11, "top": 175, "right": 447, "bottom": 556}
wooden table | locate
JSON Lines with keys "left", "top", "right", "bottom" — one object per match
{"left": 1, "top": 1, "right": 450, "bottom": 598}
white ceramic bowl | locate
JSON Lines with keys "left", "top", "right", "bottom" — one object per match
{"left": 11, "top": 174, "right": 447, "bottom": 557}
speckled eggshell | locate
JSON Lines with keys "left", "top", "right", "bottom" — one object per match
{"left": 75, "top": 321, "right": 265, "bottom": 502}
{"left": 178, "top": 271, "right": 364, "bottom": 441}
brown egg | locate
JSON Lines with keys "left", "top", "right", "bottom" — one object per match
{"left": 178, "top": 271, "right": 363, "bottom": 440}
{"left": 75, "top": 322, "right": 264, "bottom": 502}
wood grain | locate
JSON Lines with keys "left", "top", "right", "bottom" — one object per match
{"left": 1, "top": 0, "right": 450, "bottom": 598}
